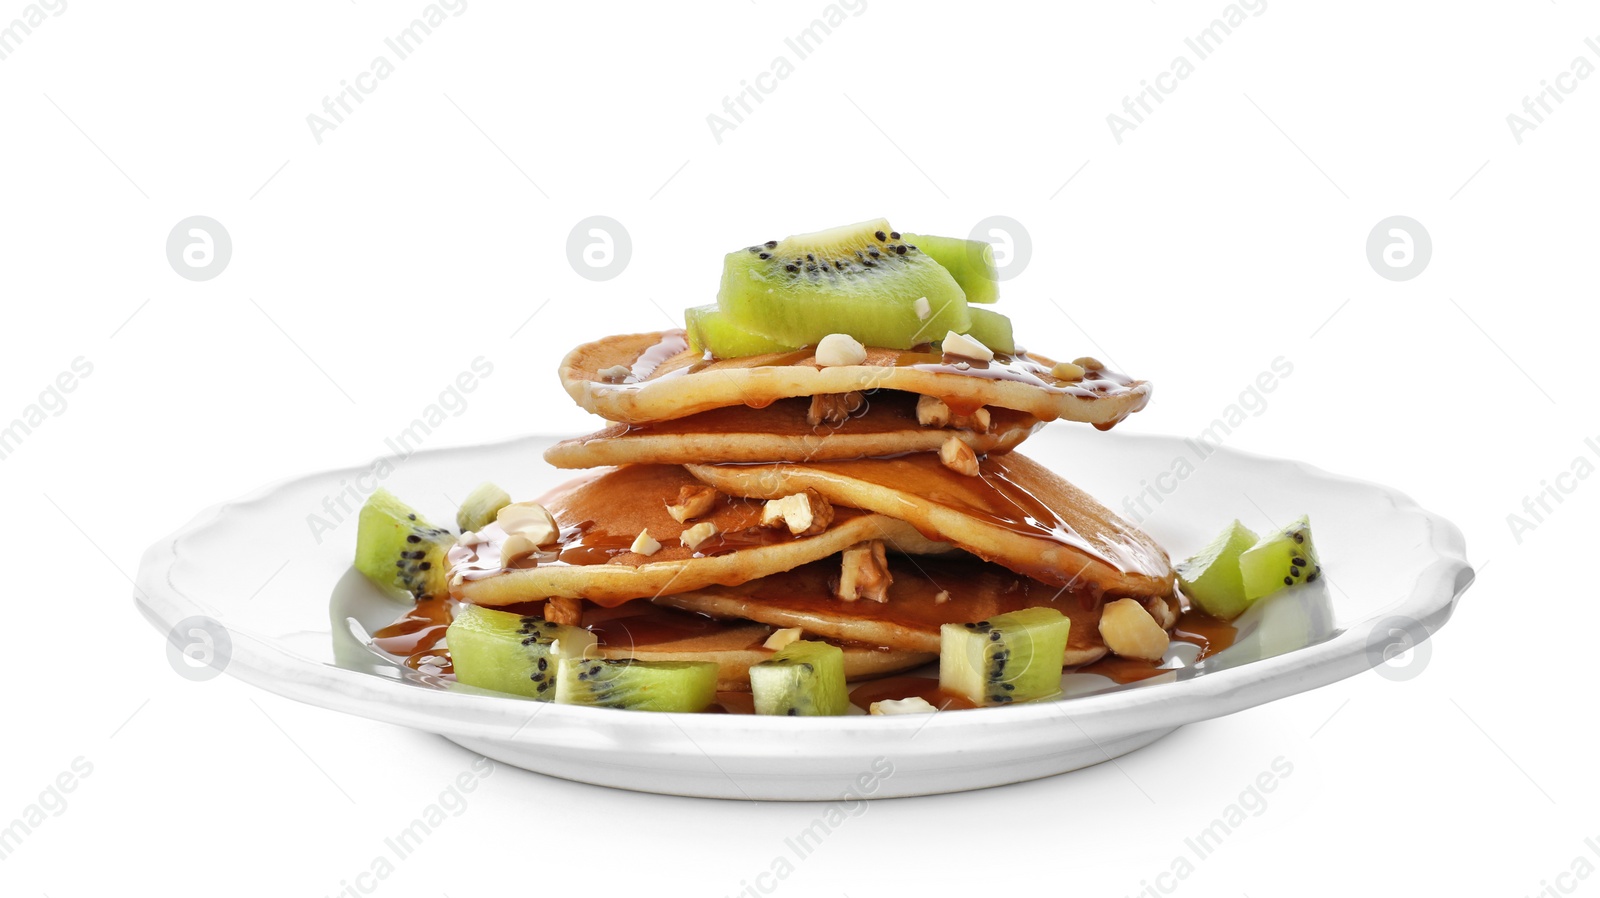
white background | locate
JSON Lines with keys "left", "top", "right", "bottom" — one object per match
{"left": 3, "top": 1, "right": 1596, "bottom": 895}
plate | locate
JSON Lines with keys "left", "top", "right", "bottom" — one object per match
{"left": 135, "top": 428, "right": 1471, "bottom": 800}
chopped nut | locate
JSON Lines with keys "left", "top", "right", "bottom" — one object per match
{"left": 680, "top": 521, "right": 720, "bottom": 550}
{"left": 815, "top": 333, "right": 867, "bottom": 367}
{"left": 497, "top": 501, "right": 560, "bottom": 547}
{"left": 761, "top": 489, "right": 835, "bottom": 536}
{"left": 1145, "top": 596, "right": 1178, "bottom": 630}
{"left": 666, "top": 485, "right": 720, "bottom": 523}
{"left": 967, "top": 407, "right": 992, "bottom": 433}
{"left": 763, "top": 627, "right": 804, "bottom": 651}
{"left": 939, "top": 436, "right": 980, "bottom": 477}
{"left": 544, "top": 597, "right": 583, "bottom": 627}
{"left": 1050, "top": 361, "right": 1086, "bottom": 382}
{"left": 1099, "top": 598, "right": 1170, "bottom": 661}
{"left": 916, "top": 394, "right": 951, "bottom": 427}
{"left": 941, "top": 331, "right": 995, "bottom": 362}
{"left": 933, "top": 590, "right": 951, "bottom": 605}
{"left": 806, "top": 391, "right": 865, "bottom": 427}
{"left": 1071, "top": 356, "right": 1104, "bottom": 371}
{"left": 870, "top": 696, "right": 937, "bottom": 715}
{"left": 837, "top": 540, "right": 892, "bottom": 603}
{"left": 913, "top": 297, "right": 932, "bottom": 321}
{"left": 500, "top": 533, "right": 541, "bottom": 567}
{"left": 597, "top": 364, "right": 633, "bottom": 383}
{"left": 630, "top": 528, "right": 662, "bottom": 556}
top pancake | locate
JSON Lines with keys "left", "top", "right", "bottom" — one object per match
{"left": 561, "top": 330, "right": 1151, "bottom": 426}
{"left": 686, "top": 451, "right": 1174, "bottom": 599}
{"left": 543, "top": 391, "right": 1043, "bottom": 468}
{"left": 448, "top": 464, "right": 942, "bottom": 607}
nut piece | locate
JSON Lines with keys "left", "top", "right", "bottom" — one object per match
{"left": 815, "top": 333, "right": 868, "bottom": 367}
{"left": 939, "top": 436, "right": 981, "bottom": 477}
{"left": 597, "top": 364, "right": 633, "bottom": 383}
{"left": 666, "top": 485, "right": 720, "bottom": 523}
{"left": 544, "top": 597, "right": 583, "bottom": 627}
{"left": 680, "top": 521, "right": 720, "bottom": 551}
{"left": 916, "top": 394, "right": 951, "bottom": 428}
{"left": 913, "top": 297, "right": 932, "bottom": 321}
{"left": 836, "top": 540, "right": 892, "bottom": 603}
{"left": 763, "top": 627, "right": 804, "bottom": 651}
{"left": 1050, "top": 361, "right": 1086, "bottom": 382}
{"left": 1072, "top": 356, "right": 1104, "bottom": 371}
{"left": 933, "top": 590, "right": 951, "bottom": 605}
{"left": 869, "top": 696, "right": 937, "bottom": 716}
{"left": 497, "top": 501, "right": 560, "bottom": 547}
{"left": 761, "top": 489, "right": 835, "bottom": 537}
{"left": 806, "top": 391, "right": 865, "bottom": 427}
{"left": 1099, "top": 598, "right": 1171, "bottom": 661}
{"left": 500, "top": 533, "right": 542, "bottom": 567}
{"left": 966, "top": 407, "right": 992, "bottom": 433}
{"left": 1145, "top": 595, "right": 1179, "bottom": 630}
{"left": 630, "top": 528, "right": 662, "bottom": 556}
{"left": 941, "top": 331, "right": 995, "bottom": 362}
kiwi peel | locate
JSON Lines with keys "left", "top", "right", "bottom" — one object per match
{"left": 447, "top": 604, "right": 598, "bottom": 700}
{"left": 354, "top": 489, "right": 456, "bottom": 602}
{"left": 939, "top": 607, "right": 1070, "bottom": 705}
{"left": 750, "top": 640, "right": 848, "bottom": 716}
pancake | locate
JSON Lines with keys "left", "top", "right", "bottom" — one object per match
{"left": 544, "top": 391, "right": 1044, "bottom": 468}
{"left": 583, "top": 603, "right": 932, "bottom": 691}
{"left": 686, "top": 451, "right": 1174, "bottom": 598}
{"left": 653, "top": 553, "right": 1123, "bottom": 666}
{"left": 560, "top": 330, "right": 1151, "bottom": 426}
{"left": 449, "top": 464, "right": 943, "bottom": 607}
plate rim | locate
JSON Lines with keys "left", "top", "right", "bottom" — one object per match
{"left": 136, "top": 430, "right": 1473, "bottom": 749}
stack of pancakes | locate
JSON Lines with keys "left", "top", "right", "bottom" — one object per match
{"left": 446, "top": 329, "right": 1177, "bottom": 691}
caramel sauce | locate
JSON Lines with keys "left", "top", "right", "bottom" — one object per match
{"left": 710, "top": 692, "right": 757, "bottom": 715}
{"left": 372, "top": 595, "right": 458, "bottom": 674}
{"left": 1075, "top": 609, "right": 1239, "bottom": 684}
{"left": 849, "top": 676, "right": 979, "bottom": 711}
{"left": 582, "top": 603, "right": 729, "bottom": 647}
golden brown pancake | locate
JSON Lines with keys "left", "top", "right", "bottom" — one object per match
{"left": 543, "top": 392, "right": 1043, "bottom": 468}
{"left": 583, "top": 603, "right": 932, "bottom": 691}
{"left": 560, "top": 330, "right": 1150, "bottom": 426}
{"left": 652, "top": 554, "right": 1122, "bottom": 666}
{"left": 449, "top": 464, "right": 943, "bottom": 607}
{"left": 686, "top": 451, "right": 1174, "bottom": 599}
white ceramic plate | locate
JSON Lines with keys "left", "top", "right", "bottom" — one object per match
{"left": 135, "top": 428, "right": 1471, "bottom": 800}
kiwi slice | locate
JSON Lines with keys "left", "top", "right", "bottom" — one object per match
{"left": 1176, "top": 520, "right": 1261, "bottom": 620}
{"left": 456, "top": 481, "right": 511, "bottom": 533}
{"left": 903, "top": 233, "right": 999, "bottom": 304}
{"left": 685, "top": 304, "right": 793, "bottom": 358}
{"left": 1240, "top": 515, "right": 1322, "bottom": 601}
{"left": 750, "top": 640, "right": 848, "bottom": 716}
{"left": 554, "top": 657, "right": 718, "bottom": 712}
{"left": 354, "top": 489, "right": 456, "bottom": 602}
{"left": 939, "top": 607, "right": 1070, "bottom": 705}
{"left": 963, "top": 307, "right": 1016, "bottom": 355}
{"left": 715, "top": 219, "right": 971, "bottom": 351}
{"left": 447, "top": 604, "right": 598, "bottom": 699}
